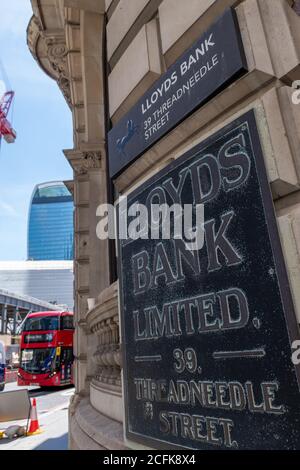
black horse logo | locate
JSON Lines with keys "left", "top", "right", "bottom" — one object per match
{"left": 116, "top": 119, "right": 139, "bottom": 157}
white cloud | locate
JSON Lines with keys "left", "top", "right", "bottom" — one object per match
{"left": 0, "top": 200, "right": 19, "bottom": 217}
{"left": 0, "top": 183, "right": 32, "bottom": 219}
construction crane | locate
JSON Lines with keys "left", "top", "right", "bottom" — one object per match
{"left": 0, "top": 60, "right": 16, "bottom": 147}
{"left": 0, "top": 91, "right": 16, "bottom": 144}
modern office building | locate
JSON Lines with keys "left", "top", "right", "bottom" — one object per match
{"left": 28, "top": 181, "right": 74, "bottom": 261}
{"left": 0, "top": 261, "right": 74, "bottom": 310}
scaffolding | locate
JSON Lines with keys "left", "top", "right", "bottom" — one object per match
{"left": 0, "top": 288, "right": 60, "bottom": 336}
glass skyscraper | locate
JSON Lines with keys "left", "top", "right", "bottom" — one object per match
{"left": 28, "top": 182, "right": 74, "bottom": 261}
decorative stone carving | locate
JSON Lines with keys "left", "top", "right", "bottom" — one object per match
{"left": 72, "top": 152, "right": 102, "bottom": 175}
{"left": 46, "top": 37, "right": 72, "bottom": 106}
{"left": 27, "top": 16, "right": 72, "bottom": 107}
{"left": 77, "top": 152, "right": 102, "bottom": 174}
{"left": 86, "top": 283, "right": 121, "bottom": 390}
{"left": 92, "top": 315, "right": 121, "bottom": 388}
{"left": 27, "top": 15, "right": 43, "bottom": 56}
{"left": 64, "top": 149, "right": 102, "bottom": 175}
{"left": 46, "top": 38, "right": 68, "bottom": 70}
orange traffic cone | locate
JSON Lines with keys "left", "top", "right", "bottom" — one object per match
{"left": 27, "top": 398, "right": 42, "bottom": 436}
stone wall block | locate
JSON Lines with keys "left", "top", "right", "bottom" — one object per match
{"left": 258, "top": 0, "right": 300, "bottom": 83}
{"left": 260, "top": 87, "right": 299, "bottom": 198}
{"left": 278, "top": 211, "right": 300, "bottom": 323}
{"left": 108, "top": 19, "right": 162, "bottom": 122}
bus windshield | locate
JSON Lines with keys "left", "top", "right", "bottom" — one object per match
{"left": 23, "top": 316, "right": 59, "bottom": 332}
{"left": 20, "top": 348, "right": 56, "bottom": 374}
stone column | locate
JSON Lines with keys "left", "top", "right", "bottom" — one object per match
{"left": 64, "top": 145, "right": 110, "bottom": 393}
{"left": 13, "top": 308, "right": 19, "bottom": 336}
{"left": 63, "top": 1, "right": 109, "bottom": 399}
{"left": 1, "top": 305, "right": 7, "bottom": 335}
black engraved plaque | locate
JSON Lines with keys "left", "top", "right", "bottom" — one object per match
{"left": 117, "top": 110, "right": 300, "bottom": 450}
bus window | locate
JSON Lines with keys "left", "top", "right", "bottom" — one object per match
{"left": 61, "top": 316, "right": 74, "bottom": 330}
{"left": 20, "top": 348, "right": 56, "bottom": 374}
{"left": 23, "top": 316, "right": 59, "bottom": 331}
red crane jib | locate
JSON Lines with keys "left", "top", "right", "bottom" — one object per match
{"left": 0, "top": 91, "right": 16, "bottom": 143}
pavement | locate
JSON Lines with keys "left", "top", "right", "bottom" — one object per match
{"left": 0, "top": 382, "right": 74, "bottom": 450}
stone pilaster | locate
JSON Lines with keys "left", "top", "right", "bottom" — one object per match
{"left": 64, "top": 145, "right": 110, "bottom": 394}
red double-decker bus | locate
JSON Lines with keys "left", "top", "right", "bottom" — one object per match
{"left": 18, "top": 311, "right": 74, "bottom": 387}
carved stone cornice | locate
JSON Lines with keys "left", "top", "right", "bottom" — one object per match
{"left": 64, "top": 179, "right": 74, "bottom": 196}
{"left": 64, "top": 148, "right": 102, "bottom": 175}
{"left": 27, "top": 15, "right": 43, "bottom": 61}
{"left": 27, "top": 15, "right": 72, "bottom": 107}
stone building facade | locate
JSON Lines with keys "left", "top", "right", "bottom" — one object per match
{"left": 27, "top": 0, "right": 300, "bottom": 449}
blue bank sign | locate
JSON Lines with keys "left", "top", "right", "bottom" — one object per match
{"left": 108, "top": 8, "right": 247, "bottom": 178}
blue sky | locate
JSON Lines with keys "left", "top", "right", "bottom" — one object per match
{"left": 0, "top": 1, "right": 73, "bottom": 260}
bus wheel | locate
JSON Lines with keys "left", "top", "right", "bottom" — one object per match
{"left": 0, "top": 384, "right": 4, "bottom": 392}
